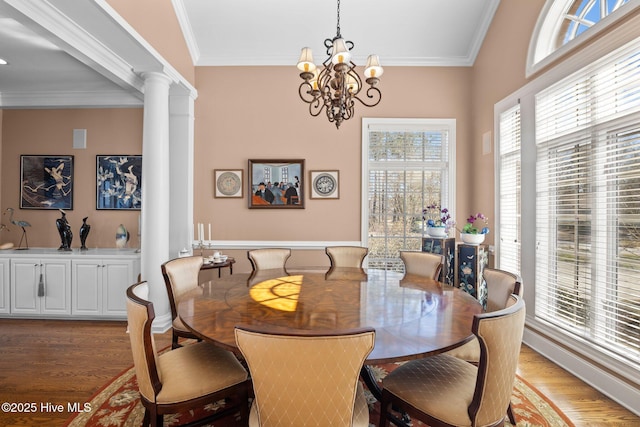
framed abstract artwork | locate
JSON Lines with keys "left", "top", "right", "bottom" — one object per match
{"left": 214, "top": 169, "right": 243, "bottom": 198}
{"left": 96, "top": 155, "right": 142, "bottom": 210}
{"left": 309, "top": 170, "right": 339, "bottom": 199}
{"left": 248, "top": 159, "right": 304, "bottom": 209}
{"left": 20, "top": 155, "right": 74, "bottom": 209}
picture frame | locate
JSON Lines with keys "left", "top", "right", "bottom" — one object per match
{"left": 214, "top": 169, "right": 244, "bottom": 198}
{"left": 20, "top": 155, "right": 74, "bottom": 209}
{"left": 248, "top": 159, "right": 304, "bottom": 209}
{"left": 96, "top": 155, "right": 142, "bottom": 210}
{"left": 309, "top": 170, "right": 340, "bottom": 199}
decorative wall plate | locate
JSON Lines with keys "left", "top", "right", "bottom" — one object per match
{"left": 310, "top": 170, "right": 339, "bottom": 199}
{"left": 214, "top": 169, "right": 243, "bottom": 198}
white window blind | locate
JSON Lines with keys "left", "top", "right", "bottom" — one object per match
{"left": 497, "top": 104, "right": 522, "bottom": 276}
{"left": 535, "top": 38, "right": 640, "bottom": 363}
{"left": 364, "top": 119, "right": 455, "bottom": 271}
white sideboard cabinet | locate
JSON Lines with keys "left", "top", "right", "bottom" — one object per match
{"left": 0, "top": 258, "right": 10, "bottom": 314}
{"left": 72, "top": 258, "right": 138, "bottom": 317}
{"left": 1, "top": 248, "right": 140, "bottom": 319}
{"left": 11, "top": 257, "right": 71, "bottom": 315}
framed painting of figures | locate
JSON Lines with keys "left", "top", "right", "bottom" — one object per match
{"left": 248, "top": 159, "right": 304, "bottom": 209}
{"left": 96, "top": 155, "right": 142, "bottom": 210}
{"left": 20, "top": 155, "right": 74, "bottom": 209}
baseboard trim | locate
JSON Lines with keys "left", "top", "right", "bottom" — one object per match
{"left": 523, "top": 324, "right": 640, "bottom": 416}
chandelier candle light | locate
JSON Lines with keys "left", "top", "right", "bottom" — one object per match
{"left": 296, "top": 0, "right": 383, "bottom": 129}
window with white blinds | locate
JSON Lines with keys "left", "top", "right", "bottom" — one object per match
{"left": 535, "top": 39, "right": 640, "bottom": 362}
{"left": 497, "top": 104, "right": 522, "bottom": 275}
{"left": 363, "top": 119, "right": 455, "bottom": 271}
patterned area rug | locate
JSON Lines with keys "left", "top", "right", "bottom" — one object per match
{"left": 64, "top": 362, "right": 574, "bottom": 427}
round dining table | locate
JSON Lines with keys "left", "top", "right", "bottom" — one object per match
{"left": 179, "top": 266, "right": 482, "bottom": 362}
{"left": 179, "top": 266, "right": 482, "bottom": 401}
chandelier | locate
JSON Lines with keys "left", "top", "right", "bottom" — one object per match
{"left": 296, "top": 0, "right": 383, "bottom": 129}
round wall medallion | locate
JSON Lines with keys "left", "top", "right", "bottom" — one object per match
{"left": 313, "top": 173, "right": 337, "bottom": 196}
{"left": 217, "top": 172, "right": 241, "bottom": 196}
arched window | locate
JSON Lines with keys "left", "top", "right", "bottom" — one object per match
{"left": 527, "top": 0, "right": 637, "bottom": 76}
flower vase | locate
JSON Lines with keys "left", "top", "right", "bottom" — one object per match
{"left": 427, "top": 226, "right": 448, "bottom": 238}
{"left": 460, "top": 233, "right": 485, "bottom": 245}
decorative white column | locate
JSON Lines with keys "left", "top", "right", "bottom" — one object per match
{"left": 168, "top": 93, "right": 196, "bottom": 259}
{"left": 140, "top": 71, "right": 172, "bottom": 330}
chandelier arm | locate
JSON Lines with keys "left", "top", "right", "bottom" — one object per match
{"left": 353, "top": 86, "right": 382, "bottom": 108}
{"left": 298, "top": 81, "right": 317, "bottom": 104}
{"left": 309, "top": 96, "right": 326, "bottom": 117}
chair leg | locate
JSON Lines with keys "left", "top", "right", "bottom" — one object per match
{"left": 171, "top": 331, "right": 182, "bottom": 349}
{"left": 508, "top": 401, "right": 517, "bottom": 425}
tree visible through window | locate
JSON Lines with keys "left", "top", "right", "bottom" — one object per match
{"left": 362, "top": 119, "right": 455, "bottom": 271}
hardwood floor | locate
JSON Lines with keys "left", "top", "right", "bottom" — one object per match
{"left": 0, "top": 318, "right": 637, "bottom": 427}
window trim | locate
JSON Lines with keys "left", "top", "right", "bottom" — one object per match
{"left": 496, "top": 10, "right": 640, "bottom": 412}
{"left": 526, "top": 0, "right": 640, "bottom": 78}
{"left": 360, "top": 118, "right": 457, "bottom": 255}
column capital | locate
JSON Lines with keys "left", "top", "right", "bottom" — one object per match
{"left": 140, "top": 71, "right": 173, "bottom": 87}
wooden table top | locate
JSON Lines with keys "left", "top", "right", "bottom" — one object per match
{"left": 178, "top": 267, "right": 483, "bottom": 364}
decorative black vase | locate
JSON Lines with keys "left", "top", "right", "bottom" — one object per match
{"left": 80, "top": 217, "right": 91, "bottom": 250}
{"left": 56, "top": 209, "right": 72, "bottom": 251}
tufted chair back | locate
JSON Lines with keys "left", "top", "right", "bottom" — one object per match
{"left": 483, "top": 268, "right": 523, "bottom": 312}
{"left": 235, "top": 326, "right": 375, "bottom": 427}
{"left": 470, "top": 295, "right": 526, "bottom": 426}
{"left": 400, "top": 251, "right": 443, "bottom": 280}
{"left": 325, "top": 246, "right": 368, "bottom": 268}
{"left": 162, "top": 256, "right": 203, "bottom": 303}
{"left": 247, "top": 248, "right": 291, "bottom": 270}
{"left": 161, "top": 256, "right": 204, "bottom": 348}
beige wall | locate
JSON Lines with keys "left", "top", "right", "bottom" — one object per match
{"left": 469, "top": 0, "right": 545, "bottom": 238}
{"left": 106, "top": 0, "right": 195, "bottom": 85}
{"left": 194, "top": 65, "right": 473, "bottom": 270}
{"left": 1, "top": 108, "right": 143, "bottom": 249}
{"left": 0, "top": 1, "right": 548, "bottom": 270}
{"left": 194, "top": 65, "right": 473, "bottom": 240}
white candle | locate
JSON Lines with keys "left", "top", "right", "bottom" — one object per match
{"left": 200, "top": 223, "right": 204, "bottom": 241}
{"left": 208, "top": 223, "right": 211, "bottom": 241}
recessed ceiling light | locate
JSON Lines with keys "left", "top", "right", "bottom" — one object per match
{"left": 0, "top": 58, "right": 7, "bottom": 65}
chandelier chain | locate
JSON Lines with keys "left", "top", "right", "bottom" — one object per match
{"left": 336, "top": 0, "right": 341, "bottom": 37}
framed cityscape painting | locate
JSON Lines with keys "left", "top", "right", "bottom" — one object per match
{"left": 96, "top": 155, "right": 142, "bottom": 210}
{"left": 248, "top": 159, "right": 304, "bottom": 209}
{"left": 20, "top": 155, "right": 74, "bottom": 209}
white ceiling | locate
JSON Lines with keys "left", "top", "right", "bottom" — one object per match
{"left": 0, "top": 0, "right": 500, "bottom": 108}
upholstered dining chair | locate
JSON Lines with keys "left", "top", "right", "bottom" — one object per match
{"left": 161, "top": 255, "right": 203, "bottom": 349}
{"left": 235, "top": 325, "right": 375, "bottom": 427}
{"left": 126, "top": 282, "right": 250, "bottom": 427}
{"left": 442, "top": 268, "right": 522, "bottom": 424}
{"left": 247, "top": 248, "right": 291, "bottom": 271}
{"left": 445, "top": 268, "right": 523, "bottom": 361}
{"left": 399, "top": 251, "right": 443, "bottom": 280}
{"left": 378, "top": 295, "right": 526, "bottom": 427}
{"left": 325, "top": 246, "right": 368, "bottom": 268}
